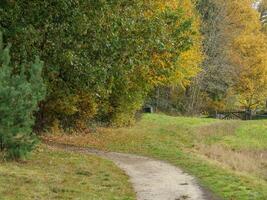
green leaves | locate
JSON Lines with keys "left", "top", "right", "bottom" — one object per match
{"left": 0, "top": 32, "right": 46, "bottom": 159}
{"left": 1, "top": 0, "right": 201, "bottom": 127}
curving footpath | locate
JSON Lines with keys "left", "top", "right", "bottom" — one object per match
{"left": 48, "top": 143, "right": 220, "bottom": 200}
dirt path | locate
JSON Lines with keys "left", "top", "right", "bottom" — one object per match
{"left": 48, "top": 143, "right": 219, "bottom": 200}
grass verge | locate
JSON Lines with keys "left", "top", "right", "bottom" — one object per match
{"left": 0, "top": 145, "right": 135, "bottom": 200}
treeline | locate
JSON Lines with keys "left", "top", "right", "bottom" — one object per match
{"left": 0, "top": 0, "right": 267, "bottom": 159}
{"left": 152, "top": 0, "right": 267, "bottom": 114}
{"left": 194, "top": 0, "right": 267, "bottom": 113}
{"left": 1, "top": 0, "right": 201, "bottom": 128}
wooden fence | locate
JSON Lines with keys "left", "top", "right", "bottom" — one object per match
{"left": 215, "top": 111, "right": 248, "bottom": 120}
{"left": 214, "top": 110, "right": 267, "bottom": 120}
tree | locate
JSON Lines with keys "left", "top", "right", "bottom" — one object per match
{"left": 147, "top": 0, "right": 203, "bottom": 114}
{"left": 0, "top": 32, "right": 46, "bottom": 159}
{"left": 224, "top": 0, "right": 267, "bottom": 110}
{"left": 1, "top": 0, "right": 202, "bottom": 127}
{"left": 181, "top": 0, "right": 267, "bottom": 114}
{"left": 174, "top": 0, "right": 235, "bottom": 114}
{"left": 258, "top": 0, "right": 267, "bottom": 28}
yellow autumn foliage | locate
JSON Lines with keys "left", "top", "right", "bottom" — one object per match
{"left": 224, "top": 0, "right": 267, "bottom": 109}
{"left": 146, "top": 0, "right": 203, "bottom": 88}
{"left": 173, "top": 0, "right": 203, "bottom": 89}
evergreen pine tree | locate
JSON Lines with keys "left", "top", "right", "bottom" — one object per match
{"left": 0, "top": 32, "right": 46, "bottom": 159}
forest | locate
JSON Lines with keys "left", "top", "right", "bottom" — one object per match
{"left": 0, "top": 0, "right": 267, "bottom": 200}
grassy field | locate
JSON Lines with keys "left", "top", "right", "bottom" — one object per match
{"left": 0, "top": 146, "right": 135, "bottom": 200}
{"left": 47, "top": 114, "right": 267, "bottom": 200}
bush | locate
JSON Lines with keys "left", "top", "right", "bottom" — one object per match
{"left": 0, "top": 32, "right": 46, "bottom": 159}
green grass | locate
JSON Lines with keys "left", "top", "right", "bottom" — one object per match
{"left": 222, "top": 121, "right": 267, "bottom": 150}
{"left": 48, "top": 114, "right": 267, "bottom": 200}
{"left": 0, "top": 146, "right": 135, "bottom": 200}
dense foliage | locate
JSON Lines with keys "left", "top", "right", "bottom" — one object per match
{"left": 0, "top": 0, "right": 201, "bottom": 127}
{"left": 173, "top": 0, "right": 267, "bottom": 114}
{"left": 227, "top": 0, "right": 267, "bottom": 109}
{"left": 146, "top": 0, "right": 203, "bottom": 114}
{"left": 0, "top": 32, "right": 46, "bottom": 159}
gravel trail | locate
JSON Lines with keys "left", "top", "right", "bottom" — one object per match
{"left": 47, "top": 143, "right": 219, "bottom": 200}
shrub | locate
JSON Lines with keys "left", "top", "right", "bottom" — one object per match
{"left": 0, "top": 32, "right": 46, "bottom": 159}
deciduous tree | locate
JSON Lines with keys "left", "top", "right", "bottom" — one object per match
{"left": 221, "top": 0, "right": 267, "bottom": 110}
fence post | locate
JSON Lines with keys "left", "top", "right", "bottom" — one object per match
{"left": 245, "top": 109, "right": 252, "bottom": 120}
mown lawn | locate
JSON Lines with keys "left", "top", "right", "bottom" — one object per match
{"left": 0, "top": 146, "right": 135, "bottom": 200}
{"left": 47, "top": 114, "right": 267, "bottom": 200}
